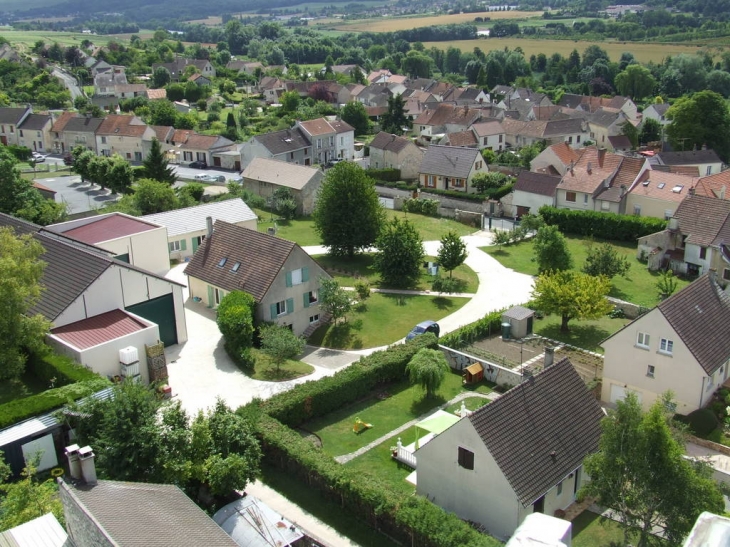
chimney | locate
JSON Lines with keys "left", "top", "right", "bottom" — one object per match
{"left": 544, "top": 347, "right": 555, "bottom": 368}
{"left": 720, "top": 185, "right": 726, "bottom": 200}
{"left": 689, "top": 187, "right": 695, "bottom": 197}
{"left": 78, "top": 446, "right": 97, "bottom": 485}
{"left": 206, "top": 216, "right": 213, "bottom": 237}
{"left": 603, "top": 178, "right": 610, "bottom": 189}
{"left": 620, "top": 184, "right": 627, "bottom": 197}
{"left": 597, "top": 148, "right": 607, "bottom": 167}
{"left": 569, "top": 160, "right": 574, "bottom": 175}
{"left": 65, "top": 444, "right": 81, "bottom": 480}
{"left": 587, "top": 161, "right": 592, "bottom": 174}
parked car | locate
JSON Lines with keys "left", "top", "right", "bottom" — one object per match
{"left": 325, "top": 158, "right": 343, "bottom": 168}
{"left": 406, "top": 320, "right": 440, "bottom": 341}
{"left": 194, "top": 174, "right": 208, "bottom": 181}
{"left": 228, "top": 176, "right": 243, "bottom": 184}
{"left": 63, "top": 154, "right": 73, "bottom": 165}
{"left": 189, "top": 160, "right": 207, "bottom": 169}
{"left": 31, "top": 152, "right": 46, "bottom": 163}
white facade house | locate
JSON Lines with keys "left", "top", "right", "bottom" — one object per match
{"left": 416, "top": 359, "right": 603, "bottom": 541}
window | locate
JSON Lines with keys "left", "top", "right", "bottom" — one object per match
{"left": 183, "top": 152, "right": 193, "bottom": 161}
{"left": 218, "top": 257, "right": 227, "bottom": 267}
{"left": 329, "top": 136, "right": 334, "bottom": 146}
{"left": 647, "top": 365, "right": 655, "bottom": 378}
{"left": 583, "top": 194, "right": 588, "bottom": 205}
{"left": 317, "top": 138, "right": 322, "bottom": 149}
{"left": 699, "top": 247, "right": 707, "bottom": 260}
{"left": 458, "top": 447, "right": 474, "bottom": 470}
{"left": 36, "top": 131, "right": 41, "bottom": 138}
{"left": 287, "top": 267, "right": 309, "bottom": 287}
{"left": 426, "top": 175, "right": 435, "bottom": 188}
{"left": 214, "top": 288, "right": 224, "bottom": 306}
{"left": 724, "top": 268, "right": 730, "bottom": 282}
{"left": 577, "top": 135, "right": 581, "bottom": 143}
{"left": 637, "top": 332, "right": 650, "bottom": 349}
{"left": 196, "top": 152, "right": 206, "bottom": 161}
{"left": 601, "top": 201, "right": 610, "bottom": 211}
{"left": 9, "top": 126, "right": 13, "bottom": 133}
{"left": 195, "top": 235, "right": 205, "bottom": 247}
{"left": 566, "top": 192, "right": 577, "bottom": 203}
{"left": 101, "top": 136, "right": 107, "bottom": 144}
{"left": 126, "top": 153, "right": 132, "bottom": 160}
{"left": 633, "top": 205, "right": 641, "bottom": 216}
{"left": 707, "top": 166, "right": 712, "bottom": 175}
{"left": 557, "top": 481, "right": 563, "bottom": 496}
{"left": 304, "top": 148, "right": 308, "bottom": 156}
{"left": 169, "top": 240, "right": 181, "bottom": 252}
{"left": 290, "top": 152, "right": 294, "bottom": 160}
{"left": 275, "top": 300, "right": 287, "bottom": 316}
{"left": 303, "top": 290, "right": 318, "bottom": 307}
{"left": 340, "top": 137, "right": 344, "bottom": 145}
{"left": 568, "top": 136, "right": 573, "bottom": 144}
{"left": 498, "top": 134, "right": 503, "bottom": 143}
{"left": 452, "top": 178, "right": 464, "bottom": 188}
{"left": 231, "top": 262, "right": 241, "bottom": 272}
{"left": 659, "top": 338, "right": 674, "bottom": 355}
{"left": 134, "top": 152, "right": 142, "bottom": 162}
{"left": 19, "top": 130, "right": 23, "bottom": 137}
{"left": 309, "top": 314, "right": 320, "bottom": 324}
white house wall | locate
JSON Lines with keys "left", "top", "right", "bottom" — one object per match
{"left": 96, "top": 228, "right": 170, "bottom": 275}
{"left": 167, "top": 221, "right": 257, "bottom": 261}
{"left": 512, "top": 190, "right": 554, "bottom": 215}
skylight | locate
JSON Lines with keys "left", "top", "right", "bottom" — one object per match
{"left": 657, "top": 183, "right": 665, "bottom": 189}
{"left": 231, "top": 262, "right": 241, "bottom": 273}
{"left": 218, "top": 258, "right": 227, "bottom": 267}
{"left": 672, "top": 185, "right": 684, "bottom": 193}
{"left": 642, "top": 181, "right": 650, "bottom": 186}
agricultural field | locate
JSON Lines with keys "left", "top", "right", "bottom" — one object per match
{"left": 329, "top": 10, "right": 543, "bottom": 32}
{"left": 0, "top": 29, "right": 123, "bottom": 48}
{"left": 424, "top": 37, "right": 712, "bottom": 64}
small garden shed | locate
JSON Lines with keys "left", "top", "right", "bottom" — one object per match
{"left": 463, "top": 362, "right": 484, "bottom": 384}
{"left": 501, "top": 306, "right": 535, "bottom": 339}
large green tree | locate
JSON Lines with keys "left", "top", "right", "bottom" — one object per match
{"left": 106, "top": 154, "right": 134, "bottom": 194}
{"left": 406, "top": 346, "right": 449, "bottom": 398}
{"left": 583, "top": 394, "right": 724, "bottom": 546}
{"left": 530, "top": 270, "right": 612, "bottom": 332}
{"left": 532, "top": 225, "right": 573, "bottom": 273}
{"left": 666, "top": 90, "right": 730, "bottom": 163}
{"left": 341, "top": 101, "right": 371, "bottom": 136}
{"left": 614, "top": 64, "right": 656, "bottom": 100}
{"left": 116, "top": 178, "right": 178, "bottom": 215}
{"left": 582, "top": 242, "right": 630, "bottom": 280}
{"left": 142, "top": 138, "right": 176, "bottom": 185}
{"left": 313, "top": 162, "right": 384, "bottom": 258}
{"left": 0, "top": 454, "right": 63, "bottom": 530}
{"left": 380, "top": 93, "right": 409, "bottom": 135}
{"left": 373, "top": 217, "right": 424, "bottom": 289}
{"left": 437, "top": 231, "right": 467, "bottom": 278}
{"left": 0, "top": 228, "right": 50, "bottom": 380}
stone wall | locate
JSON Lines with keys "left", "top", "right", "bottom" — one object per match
{"left": 439, "top": 345, "right": 523, "bottom": 388}
{"left": 58, "top": 480, "right": 115, "bottom": 547}
{"left": 606, "top": 296, "right": 648, "bottom": 319}
{"left": 376, "top": 186, "right": 485, "bottom": 219}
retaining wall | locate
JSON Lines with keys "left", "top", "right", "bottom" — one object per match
{"left": 440, "top": 345, "right": 523, "bottom": 388}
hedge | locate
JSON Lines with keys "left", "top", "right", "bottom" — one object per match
{"left": 252, "top": 414, "right": 500, "bottom": 547}
{"left": 538, "top": 206, "right": 667, "bottom": 241}
{"left": 366, "top": 167, "right": 401, "bottom": 182}
{"left": 422, "top": 187, "right": 485, "bottom": 202}
{"left": 0, "top": 378, "right": 111, "bottom": 429}
{"left": 260, "top": 334, "right": 437, "bottom": 427}
{"left": 439, "top": 308, "right": 506, "bottom": 350}
{"left": 26, "top": 351, "right": 102, "bottom": 387}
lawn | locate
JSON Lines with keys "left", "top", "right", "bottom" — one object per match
{"left": 253, "top": 208, "right": 477, "bottom": 249}
{"left": 305, "top": 370, "right": 492, "bottom": 458}
{"left": 572, "top": 510, "right": 667, "bottom": 547}
{"left": 0, "top": 374, "right": 49, "bottom": 406}
{"left": 533, "top": 314, "right": 630, "bottom": 354}
{"left": 260, "top": 464, "right": 401, "bottom": 547}
{"left": 313, "top": 253, "right": 479, "bottom": 293}
{"left": 482, "top": 235, "right": 690, "bottom": 308}
{"left": 307, "top": 292, "right": 467, "bottom": 349}
{"left": 247, "top": 348, "right": 314, "bottom": 381}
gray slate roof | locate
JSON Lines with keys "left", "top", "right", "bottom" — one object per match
{"left": 419, "top": 145, "right": 479, "bottom": 179}
{"left": 660, "top": 149, "right": 722, "bottom": 166}
{"left": 514, "top": 171, "right": 561, "bottom": 197}
{"left": 18, "top": 113, "right": 51, "bottom": 131}
{"left": 673, "top": 194, "right": 730, "bottom": 246}
{"left": 370, "top": 131, "right": 412, "bottom": 153}
{"left": 254, "top": 127, "right": 311, "bottom": 155}
{"left": 63, "top": 116, "right": 104, "bottom": 133}
{"left": 657, "top": 274, "right": 730, "bottom": 375}
{"left": 60, "top": 480, "right": 237, "bottom": 547}
{"left": 184, "top": 220, "right": 297, "bottom": 301}
{"left": 468, "top": 358, "right": 603, "bottom": 506}
{"left": 0, "top": 107, "right": 29, "bottom": 125}
{"left": 142, "top": 199, "right": 257, "bottom": 238}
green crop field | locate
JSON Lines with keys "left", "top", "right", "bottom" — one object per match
{"left": 0, "top": 29, "right": 125, "bottom": 48}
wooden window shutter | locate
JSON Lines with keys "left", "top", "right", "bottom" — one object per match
{"left": 181, "top": 239, "right": 187, "bottom": 251}
{"left": 270, "top": 303, "right": 278, "bottom": 320}
{"left": 303, "top": 293, "right": 310, "bottom": 308}
{"left": 301, "top": 267, "right": 309, "bottom": 282}
{"left": 286, "top": 298, "right": 294, "bottom": 314}
{"left": 285, "top": 271, "right": 293, "bottom": 287}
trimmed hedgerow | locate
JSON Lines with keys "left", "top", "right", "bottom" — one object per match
{"left": 439, "top": 308, "right": 506, "bottom": 350}
{"left": 367, "top": 167, "right": 401, "bottom": 182}
{"left": 538, "top": 206, "right": 667, "bottom": 242}
{"left": 26, "top": 351, "right": 102, "bottom": 386}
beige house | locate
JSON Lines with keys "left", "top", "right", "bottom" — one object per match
{"left": 17, "top": 113, "right": 53, "bottom": 153}
{"left": 242, "top": 158, "right": 323, "bottom": 215}
{"left": 530, "top": 142, "right": 582, "bottom": 176}
{"left": 0, "top": 106, "right": 31, "bottom": 146}
{"left": 96, "top": 115, "right": 156, "bottom": 162}
{"left": 368, "top": 131, "right": 424, "bottom": 180}
{"left": 625, "top": 170, "right": 697, "bottom": 220}
{"left": 601, "top": 274, "right": 730, "bottom": 414}
{"left": 419, "top": 145, "right": 487, "bottom": 194}
{"left": 694, "top": 170, "right": 730, "bottom": 200}
{"left": 184, "top": 220, "right": 330, "bottom": 336}
{"left": 51, "top": 112, "right": 103, "bottom": 154}
{"left": 471, "top": 120, "right": 505, "bottom": 152}
{"left": 416, "top": 358, "right": 603, "bottom": 541}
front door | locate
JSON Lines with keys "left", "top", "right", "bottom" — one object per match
{"left": 213, "top": 156, "right": 221, "bottom": 167}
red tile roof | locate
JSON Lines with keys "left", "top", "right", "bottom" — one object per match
{"left": 51, "top": 111, "right": 76, "bottom": 133}
{"left": 546, "top": 142, "right": 581, "bottom": 166}
{"left": 146, "top": 89, "right": 167, "bottom": 100}
{"left": 51, "top": 309, "right": 150, "bottom": 350}
{"left": 62, "top": 214, "right": 159, "bottom": 244}
{"left": 695, "top": 170, "right": 730, "bottom": 199}
{"left": 96, "top": 115, "right": 149, "bottom": 137}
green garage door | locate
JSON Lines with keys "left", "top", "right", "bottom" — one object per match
{"left": 126, "top": 294, "right": 178, "bottom": 346}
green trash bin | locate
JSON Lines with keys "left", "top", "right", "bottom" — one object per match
{"left": 501, "top": 322, "right": 511, "bottom": 340}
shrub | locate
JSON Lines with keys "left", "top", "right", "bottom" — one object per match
{"left": 217, "top": 291, "right": 256, "bottom": 366}
{"left": 432, "top": 276, "right": 463, "bottom": 294}
{"left": 677, "top": 408, "right": 720, "bottom": 437}
{"left": 439, "top": 309, "right": 506, "bottom": 349}
{"left": 402, "top": 197, "right": 439, "bottom": 216}
{"left": 421, "top": 187, "right": 485, "bottom": 202}
{"left": 366, "top": 167, "right": 400, "bottom": 182}
{"left": 538, "top": 206, "right": 667, "bottom": 241}
{"left": 6, "top": 145, "right": 32, "bottom": 162}
{"left": 354, "top": 278, "right": 371, "bottom": 301}
{"left": 26, "top": 350, "right": 102, "bottom": 386}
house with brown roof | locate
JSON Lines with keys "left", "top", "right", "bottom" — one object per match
{"left": 558, "top": 93, "right": 638, "bottom": 122}
{"left": 95, "top": 115, "right": 156, "bottom": 162}
{"left": 0, "top": 106, "right": 32, "bottom": 146}
{"left": 501, "top": 118, "right": 590, "bottom": 149}
{"left": 152, "top": 57, "right": 215, "bottom": 81}
{"left": 242, "top": 158, "right": 324, "bottom": 215}
{"left": 413, "top": 104, "right": 483, "bottom": 139}
{"left": 240, "top": 126, "right": 313, "bottom": 169}
{"left": 185, "top": 220, "right": 330, "bottom": 336}
{"left": 52, "top": 114, "right": 103, "bottom": 155}
{"left": 416, "top": 358, "right": 603, "bottom": 540}
{"left": 17, "top": 113, "right": 53, "bottom": 153}
{"left": 625, "top": 170, "right": 698, "bottom": 220}
{"left": 555, "top": 147, "right": 649, "bottom": 213}
{"left": 601, "top": 274, "right": 730, "bottom": 413}
{"left": 441, "top": 129, "right": 478, "bottom": 148}
{"left": 587, "top": 108, "right": 631, "bottom": 149}
{"left": 471, "top": 120, "right": 505, "bottom": 152}
{"left": 368, "top": 131, "right": 424, "bottom": 181}
{"left": 637, "top": 194, "right": 730, "bottom": 279}
{"left": 419, "top": 145, "right": 486, "bottom": 194}
{"left": 694, "top": 171, "right": 730, "bottom": 200}
{"left": 171, "top": 130, "right": 236, "bottom": 167}
{"left": 296, "top": 118, "right": 354, "bottom": 165}
{"left": 530, "top": 142, "right": 582, "bottom": 176}
{"left": 145, "top": 88, "right": 167, "bottom": 101}
{"left": 511, "top": 171, "right": 562, "bottom": 218}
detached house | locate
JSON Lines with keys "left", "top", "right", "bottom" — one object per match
{"left": 17, "top": 113, "right": 53, "bottom": 153}
{"left": 240, "top": 127, "right": 312, "bottom": 168}
{"left": 96, "top": 115, "right": 156, "bottom": 162}
{"left": 172, "top": 130, "right": 236, "bottom": 168}
{"left": 0, "top": 106, "right": 31, "bottom": 146}
{"left": 242, "top": 158, "right": 324, "bottom": 215}
{"left": 511, "top": 171, "right": 561, "bottom": 218}
{"left": 296, "top": 118, "right": 355, "bottom": 165}
{"left": 152, "top": 57, "right": 215, "bottom": 81}
{"left": 419, "top": 145, "right": 486, "bottom": 194}
{"left": 52, "top": 114, "right": 103, "bottom": 155}
{"left": 416, "top": 358, "right": 603, "bottom": 540}
{"left": 602, "top": 274, "right": 730, "bottom": 413}
{"left": 185, "top": 220, "right": 330, "bottom": 336}
{"left": 369, "top": 131, "right": 424, "bottom": 180}
{"left": 471, "top": 120, "right": 505, "bottom": 152}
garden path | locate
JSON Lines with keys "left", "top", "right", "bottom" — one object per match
{"left": 334, "top": 390, "right": 499, "bottom": 464}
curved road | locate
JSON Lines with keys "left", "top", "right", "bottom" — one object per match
{"left": 52, "top": 66, "right": 83, "bottom": 101}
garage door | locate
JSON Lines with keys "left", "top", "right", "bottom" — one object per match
{"left": 126, "top": 294, "right": 178, "bottom": 346}
{"left": 609, "top": 384, "right": 642, "bottom": 405}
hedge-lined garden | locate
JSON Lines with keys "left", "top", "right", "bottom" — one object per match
{"left": 241, "top": 333, "right": 502, "bottom": 546}
{"left": 539, "top": 206, "right": 667, "bottom": 242}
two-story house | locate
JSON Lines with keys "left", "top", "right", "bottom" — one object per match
{"left": 52, "top": 114, "right": 103, "bottom": 155}
{"left": 330, "top": 119, "right": 355, "bottom": 161}
{"left": 240, "top": 127, "right": 313, "bottom": 169}
{"left": 656, "top": 148, "right": 724, "bottom": 177}
{"left": 0, "top": 106, "right": 31, "bottom": 146}
{"left": 172, "top": 131, "right": 236, "bottom": 167}
{"left": 96, "top": 115, "right": 156, "bottom": 162}
{"left": 242, "top": 158, "right": 324, "bottom": 215}
{"left": 530, "top": 142, "right": 582, "bottom": 176}
{"left": 642, "top": 103, "right": 671, "bottom": 129}
{"left": 587, "top": 108, "right": 632, "bottom": 148}
{"left": 369, "top": 131, "right": 424, "bottom": 180}
{"left": 625, "top": 170, "right": 698, "bottom": 220}
{"left": 152, "top": 57, "right": 216, "bottom": 81}
{"left": 412, "top": 104, "right": 483, "bottom": 139}
{"left": 419, "top": 145, "right": 487, "bottom": 194}
{"left": 184, "top": 220, "right": 331, "bottom": 336}
{"left": 295, "top": 118, "right": 351, "bottom": 165}
{"left": 17, "top": 113, "right": 53, "bottom": 153}
{"left": 470, "top": 120, "right": 505, "bottom": 152}
{"left": 602, "top": 274, "right": 730, "bottom": 414}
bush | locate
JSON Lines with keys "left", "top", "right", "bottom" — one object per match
{"left": 366, "top": 167, "right": 400, "bottom": 182}
{"left": 26, "top": 350, "right": 102, "bottom": 386}
{"left": 439, "top": 309, "right": 506, "bottom": 349}
{"left": 677, "top": 408, "right": 720, "bottom": 437}
{"left": 421, "top": 187, "right": 485, "bottom": 202}
{"left": 0, "top": 378, "right": 110, "bottom": 428}
{"left": 432, "top": 276, "right": 464, "bottom": 293}
{"left": 5, "top": 145, "right": 32, "bottom": 162}
{"left": 402, "top": 197, "right": 439, "bottom": 216}
{"left": 538, "top": 206, "right": 667, "bottom": 241}
{"left": 217, "top": 291, "right": 256, "bottom": 367}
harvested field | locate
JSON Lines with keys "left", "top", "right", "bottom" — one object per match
{"left": 331, "top": 11, "right": 544, "bottom": 32}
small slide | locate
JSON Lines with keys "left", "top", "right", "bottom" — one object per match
{"left": 353, "top": 418, "right": 373, "bottom": 434}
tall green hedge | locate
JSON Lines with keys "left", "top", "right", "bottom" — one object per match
{"left": 260, "top": 334, "right": 436, "bottom": 427}
{"left": 538, "top": 206, "right": 667, "bottom": 241}
{"left": 367, "top": 167, "right": 401, "bottom": 182}
{"left": 439, "top": 309, "right": 506, "bottom": 350}
{"left": 26, "top": 351, "right": 102, "bottom": 386}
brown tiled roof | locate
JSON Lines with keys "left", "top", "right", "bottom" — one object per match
{"left": 514, "top": 171, "right": 561, "bottom": 197}
{"left": 51, "top": 309, "right": 149, "bottom": 350}
{"left": 673, "top": 194, "right": 730, "bottom": 246}
{"left": 184, "top": 220, "right": 297, "bottom": 301}
{"left": 468, "top": 358, "right": 603, "bottom": 506}
{"left": 179, "top": 134, "right": 234, "bottom": 151}
{"left": 172, "top": 129, "right": 193, "bottom": 144}
{"left": 370, "top": 131, "right": 413, "bottom": 153}
{"left": 413, "top": 104, "right": 481, "bottom": 128}
{"left": 51, "top": 111, "right": 76, "bottom": 133}
{"left": 59, "top": 480, "right": 237, "bottom": 547}
{"left": 596, "top": 155, "right": 646, "bottom": 202}
{"left": 445, "top": 130, "right": 478, "bottom": 147}
{"left": 558, "top": 147, "right": 622, "bottom": 194}
{"left": 329, "top": 119, "right": 354, "bottom": 134}
{"left": 298, "top": 118, "right": 335, "bottom": 136}
{"left": 150, "top": 125, "right": 174, "bottom": 142}
{"left": 695, "top": 170, "right": 730, "bottom": 199}
{"left": 531, "top": 105, "right": 562, "bottom": 121}
{"left": 471, "top": 120, "right": 503, "bottom": 137}
{"left": 629, "top": 170, "right": 697, "bottom": 203}
{"left": 607, "top": 135, "right": 632, "bottom": 150}
{"left": 96, "top": 115, "right": 148, "bottom": 137}
{"left": 657, "top": 275, "right": 730, "bottom": 374}
{"left": 547, "top": 142, "right": 582, "bottom": 166}
{"left": 61, "top": 214, "right": 159, "bottom": 244}
{"left": 146, "top": 88, "right": 167, "bottom": 100}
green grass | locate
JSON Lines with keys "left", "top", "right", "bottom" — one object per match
{"left": 248, "top": 348, "right": 315, "bottom": 381}
{"left": 533, "top": 314, "right": 629, "bottom": 353}
{"left": 482, "top": 235, "right": 690, "bottom": 308}
{"left": 260, "top": 464, "right": 400, "bottom": 547}
{"left": 307, "top": 293, "right": 467, "bottom": 349}
{"left": 313, "top": 253, "right": 479, "bottom": 293}
{"left": 572, "top": 510, "right": 668, "bottom": 547}
{"left": 306, "top": 370, "right": 491, "bottom": 457}
{"left": 253, "top": 208, "right": 477, "bottom": 249}
{"left": 0, "top": 373, "right": 49, "bottom": 405}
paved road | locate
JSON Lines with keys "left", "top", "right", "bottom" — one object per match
{"left": 52, "top": 67, "right": 83, "bottom": 101}
{"left": 173, "top": 164, "right": 239, "bottom": 183}
{"left": 34, "top": 174, "right": 119, "bottom": 216}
